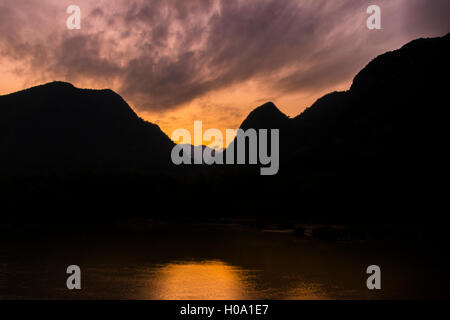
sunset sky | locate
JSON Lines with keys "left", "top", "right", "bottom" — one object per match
{"left": 1, "top": 0, "right": 449, "bottom": 141}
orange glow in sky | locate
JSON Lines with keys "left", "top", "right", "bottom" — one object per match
{"left": 1, "top": 0, "right": 449, "bottom": 144}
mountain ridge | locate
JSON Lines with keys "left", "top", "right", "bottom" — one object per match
{"left": 1, "top": 32, "right": 449, "bottom": 224}
{"left": 0, "top": 80, "right": 175, "bottom": 175}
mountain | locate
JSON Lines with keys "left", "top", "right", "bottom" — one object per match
{"left": 1, "top": 33, "right": 449, "bottom": 225}
{"left": 232, "top": 33, "right": 449, "bottom": 172}
{"left": 0, "top": 81, "right": 175, "bottom": 175}
{"left": 289, "top": 33, "right": 450, "bottom": 174}
{"left": 215, "top": 33, "right": 450, "bottom": 222}
{"left": 0, "top": 82, "right": 181, "bottom": 224}
{"left": 229, "top": 33, "right": 450, "bottom": 171}
{"left": 239, "top": 102, "right": 290, "bottom": 131}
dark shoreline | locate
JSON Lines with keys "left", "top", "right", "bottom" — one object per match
{"left": 0, "top": 219, "right": 444, "bottom": 244}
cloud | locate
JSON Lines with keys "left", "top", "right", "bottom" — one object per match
{"left": 1, "top": 0, "right": 449, "bottom": 113}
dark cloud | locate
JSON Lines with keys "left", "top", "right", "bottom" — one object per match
{"left": 1, "top": 0, "right": 449, "bottom": 112}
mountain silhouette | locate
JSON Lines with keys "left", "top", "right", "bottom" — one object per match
{"left": 0, "top": 82, "right": 180, "bottom": 224}
{"left": 1, "top": 33, "right": 449, "bottom": 225}
{"left": 239, "top": 102, "right": 290, "bottom": 131}
{"left": 231, "top": 33, "right": 449, "bottom": 175}
{"left": 289, "top": 33, "right": 450, "bottom": 174}
{"left": 213, "top": 32, "right": 450, "bottom": 222}
{"left": 0, "top": 81, "right": 175, "bottom": 175}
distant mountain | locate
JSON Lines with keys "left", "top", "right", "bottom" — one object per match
{"left": 239, "top": 102, "right": 290, "bottom": 131}
{"left": 178, "top": 144, "right": 217, "bottom": 164}
{"left": 0, "top": 81, "right": 175, "bottom": 175}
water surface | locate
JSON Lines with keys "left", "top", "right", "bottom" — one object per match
{"left": 0, "top": 225, "right": 448, "bottom": 299}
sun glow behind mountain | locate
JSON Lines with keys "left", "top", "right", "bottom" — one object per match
{"left": 1, "top": 0, "right": 449, "bottom": 138}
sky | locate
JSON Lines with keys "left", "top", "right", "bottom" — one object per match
{"left": 0, "top": 0, "right": 449, "bottom": 144}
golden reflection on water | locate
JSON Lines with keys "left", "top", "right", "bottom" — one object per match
{"left": 141, "top": 260, "right": 332, "bottom": 300}
{"left": 284, "top": 283, "right": 330, "bottom": 300}
{"left": 145, "top": 260, "right": 253, "bottom": 300}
